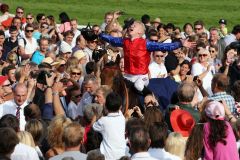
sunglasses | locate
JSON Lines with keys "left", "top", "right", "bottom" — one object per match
{"left": 199, "top": 54, "right": 208, "bottom": 57}
{"left": 90, "top": 40, "right": 98, "bottom": 44}
{"left": 17, "top": 11, "right": 24, "bottom": 14}
{"left": 74, "top": 94, "right": 82, "bottom": 98}
{"left": 194, "top": 27, "right": 202, "bottom": 30}
{"left": 26, "top": 30, "right": 34, "bottom": 33}
{"left": 2, "top": 83, "right": 11, "bottom": 87}
{"left": 26, "top": 17, "right": 33, "bottom": 20}
{"left": 155, "top": 55, "right": 164, "bottom": 58}
{"left": 59, "top": 64, "right": 66, "bottom": 67}
{"left": 71, "top": 72, "right": 81, "bottom": 75}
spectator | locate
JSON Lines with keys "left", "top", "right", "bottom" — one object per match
{"left": 70, "top": 19, "right": 81, "bottom": 47}
{"left": 165, "top": 132, "right": 186, "bottom": 159}
{"left": 0, "top": 114, "right": 39, "bottom": 160}
{"left": 94, "top": 85, "right": 112, "bottom": 106}
{"left": 2, "top": 25, "right": 19, "bottom": 60}
{"left": 100, "top": 11, "right": 113, "bottom": 31}
{"left": 93, "top": 92, "right": 127, "bottom": 159}
{"left": 59, "top": 12, "right": 71, "bottom": 33}
{"left": 79, "top": 75, "right": 99, "bottom": 116}
{"left": 45, "top": 115, "right": 72, "bottom": 159}
{"left": 149, "top": 50, "right": 167, "bottom": 78}
{"left": 67, "top": 84, "right": 82, "bottom": 120}
{"left": 203, "top": 100, "right": 238, "bottom": 159}
{"left": 148, "top": 122, "right": 181, "bottom": 160}
{"left": 166, "top": 83, "right": 200, "bottom": 130}
{"left": 18, "top": 23, "right": 38, "bottom": 60}
{"left": 25, "top": 119, "right": 45, "bottom": 159}
{"left": 129, "top": 127, "right": 157, "bottom": 160}
{"left": 50, "top": 122, "right": 87, "bottom": 160}
{"left": 17, "top": 131, "right": 35, "bottom": 148}
{"left": 191, "top": 48, "right": 214, "bottom": 96}
{"left": 210, "top": 73, "right": 235, "bottom": 113}
{"left": 31, "top": 37, "right": 49, "bottom": 65}
{"left": 185, "top": 124, "right": 204, "bottom": 160}
{"left": 87, "top": 150, "right": 105, "bottom": 160}
{"left": 181, "top": 23, "right": 194, "bottom": 39}
{"left": 0, "top": 83, "right": 29, "bottom": 131}
{"left": 0, "top": 127, "right": 19, "bottom": 159}
{"left": 0, "top": 75, "right": 13, "bottom": 104}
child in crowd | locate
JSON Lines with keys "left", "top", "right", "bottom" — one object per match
{"left": 93, "top": 92, "right": 127, "bottom": 160}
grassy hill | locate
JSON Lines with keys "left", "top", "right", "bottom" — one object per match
{"left": 3, "top": 0, "right": 240, "bottom": 30}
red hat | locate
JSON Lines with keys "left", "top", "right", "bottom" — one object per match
{"left": 0, "top": 76, "right": 8, "bottom": 86}
{"left": 170, "top": 109, "right": 195, "bottom": 137}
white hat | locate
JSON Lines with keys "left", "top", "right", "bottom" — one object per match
{"left": 60, "top": 41, "right": 72, "bottom": 53}
{"left": 73, "top": 50, "right": 86, "bottom": 60}
{"left": 42, "top": 57, "right": 59, "bottom": 66}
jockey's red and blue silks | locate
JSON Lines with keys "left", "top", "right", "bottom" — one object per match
{"left": 100, "top": 33, "right": 182, "bottom": 75}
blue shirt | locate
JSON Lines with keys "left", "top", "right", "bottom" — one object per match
{"left": 31, "top": 50, "right": 45, "bottom": 65}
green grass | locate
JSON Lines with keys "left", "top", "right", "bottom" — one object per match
{"left": 3, "top": 0, "right": 240, "bottom": 30}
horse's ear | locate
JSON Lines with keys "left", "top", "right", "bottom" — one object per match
{"left": 115, "top": 54, "right": 121, "bottom": 65}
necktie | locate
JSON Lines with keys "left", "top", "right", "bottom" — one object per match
{"left": 16, "top": 106, "right": 21, "bottom": 120}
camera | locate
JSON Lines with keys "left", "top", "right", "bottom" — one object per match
{"left": 92, "top": 48, "right": 107, "bottom": 63}
{"left": 36, "top": 70, "right": 51, "bottom": 85}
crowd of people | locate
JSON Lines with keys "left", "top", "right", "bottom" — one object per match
{"left": 0, "top": 3, "right": 240, "bottom": 160}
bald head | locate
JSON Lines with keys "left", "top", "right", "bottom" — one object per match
{"left": 177, "top": 83, "right": 195, "bottom": 102}
{"left": 14, "top": 83, "right": 28, "bottom": 106}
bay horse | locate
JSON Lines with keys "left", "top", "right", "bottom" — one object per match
{"left": 100, "top": 56, "right": 143, "bottom": 116}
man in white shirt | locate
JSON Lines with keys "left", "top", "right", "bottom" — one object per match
{"left": 70, "top": 19, "right": 81, "bottom": 47}
{"left": 130, "top": 127, "right": 157, "bottom": 160}
{"left": 148, "top": 122, "right": 181, "bottom": 160}
{"left": 149, "top": 51, "right": 168, "bottom": 78}
{"left": 0, "top": 83, "right": 29, "bottom": 131}
{"left": 18, "top": 23, "right": 38, "bottom": 60}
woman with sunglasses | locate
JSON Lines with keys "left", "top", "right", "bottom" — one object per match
{"left": 191, "top": 48, "right": 214, "bottom": 97}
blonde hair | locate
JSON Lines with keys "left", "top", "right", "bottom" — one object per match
{"left": 47, "top": 115, "right": 72, "bottom": 148}
{"left": 165, "top": 132, "right": 186, "bottom": 159}
{"left": 134, "top": 21, "right": 146, "bottom": 36}
{"left": 66, "top": 56, "right": 79, "bottom": 73}
{"left": 17, "top": 131, "right": 35, "bottom": 148}
{"left": 25, "top": 119, "right": 44, "bottom": 145}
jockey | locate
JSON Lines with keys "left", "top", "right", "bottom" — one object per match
{"left": 99, "top": 20, "right": 194, "bottom": 95}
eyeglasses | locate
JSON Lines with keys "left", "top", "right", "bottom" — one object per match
{"left": 155, "top": 55, "right": 164, "bottom": 58}
{"left": 26, "top": 30, "right": 34, "bottom": 33}
{"left": 71, "top": 72, "right": 81, "bottom": 75}
{"left": 194, "top": 27, "right": 202, "bottom": 30}
{"left": 209, "top": 50, "right": 215, "bottom": 53}
{"left": 2, "top": 83, "right": 11, "bottom": 87}
{"left": 199, "top": 54, "right": 208, "bottom": 57}
{"left": 74, "top": 94, "right": 82, "bottom": 98}
{"left": 26, "top": 17, "right": 33, "bottom": 20}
